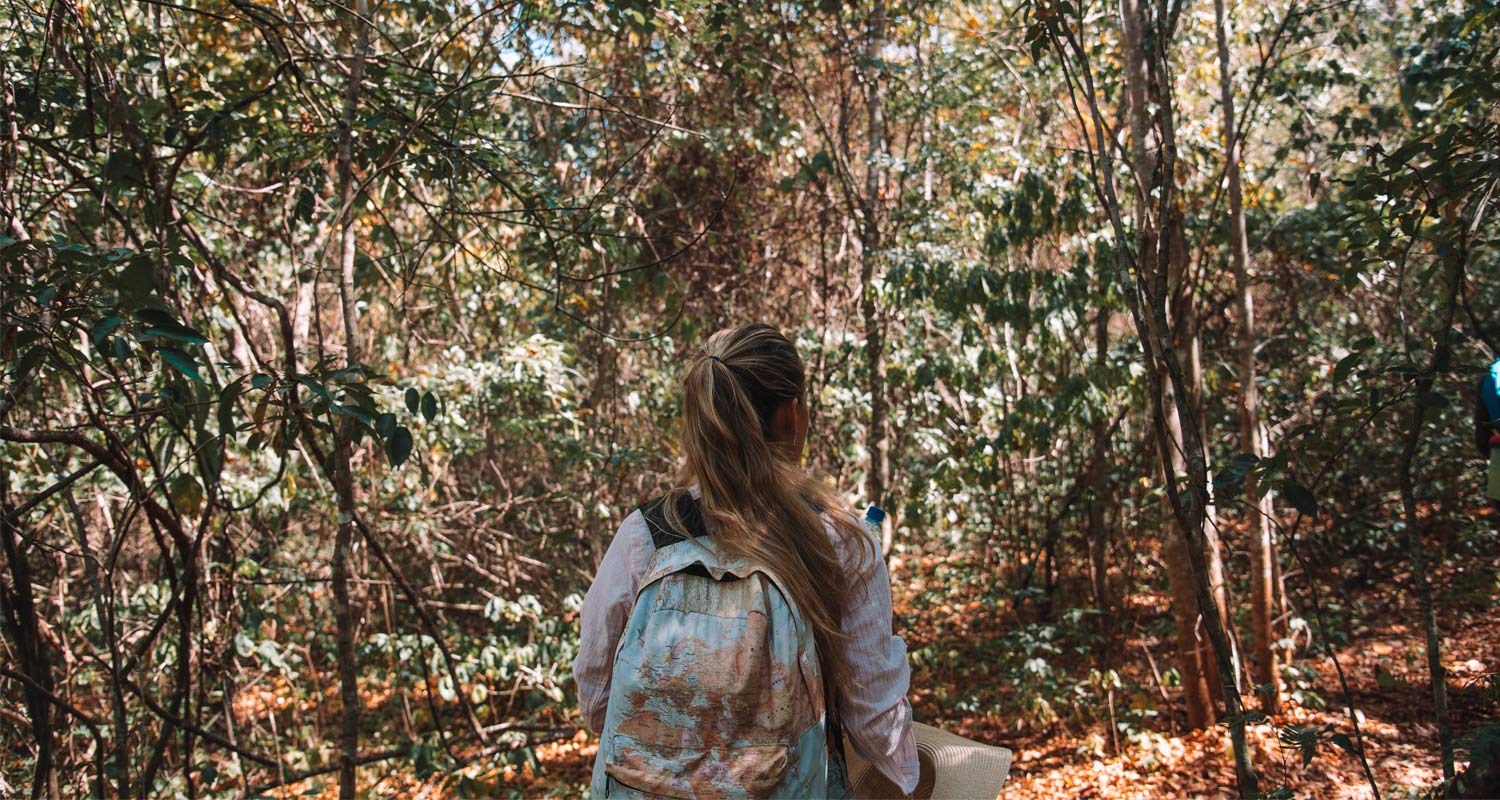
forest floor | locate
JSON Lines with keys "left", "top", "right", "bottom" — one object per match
{"left": 882, "top": 537, "right": 1500, "bottom": 800}
{"left": 486, "top": 544, "right": 1498, "bottom": 799}
{"left": 987, "top": 613, "right": 1498, "bottom": 800}
{"left": 254, "top": 525, "right": 1499, "bottom": 799}
{"left": 531, "top": 543, "right": 1494, "bottom": 799}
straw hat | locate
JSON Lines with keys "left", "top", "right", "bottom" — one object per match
{"left": 842, "top": 722, "right": 1014, "bottom": 800}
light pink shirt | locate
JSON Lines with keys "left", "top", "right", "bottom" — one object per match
{"left": 573, "top": 507, "right": 920, "bottom": 795}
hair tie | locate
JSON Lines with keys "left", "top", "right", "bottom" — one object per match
{"left": 709, "top": 355, "right": 726, "bottom": 365}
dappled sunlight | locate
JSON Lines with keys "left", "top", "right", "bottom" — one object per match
{"left": 887, "top": 545, "right": 1497, "bottom": 799}
{"left": 4, "top": 0, "right": 1496, "bottom": 797}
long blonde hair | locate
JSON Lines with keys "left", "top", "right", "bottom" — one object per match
{"left": 662, "top": 323, "right": 875, "bottom": 721}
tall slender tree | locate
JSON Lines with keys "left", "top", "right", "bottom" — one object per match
{"left": 862, "top": 0, "right": 892, "bottom": 553}
{"left": 330, "top": 1, "right": 372, "bottom": 795}
{"left": 1215, "top": 0, "right": 1280, "bottom": 714}
{"left": 1119, "top": 0, "right": 1226, "bottom": 728}
{"left": 1041, "top": 0, "right": 1260, "bottom": 790}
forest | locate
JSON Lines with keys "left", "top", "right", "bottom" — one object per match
{"left": 1, "top": 0, "right": 1498, "bottom": 797}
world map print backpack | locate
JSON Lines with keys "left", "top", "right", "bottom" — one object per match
{"left": 589, "top": 494, "right": 829, "bottom": 799}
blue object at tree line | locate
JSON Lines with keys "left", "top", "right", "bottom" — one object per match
{"left": 864, "top": 505, "right": 886, "bottom": 525}
{"left": 1483, "top": 357, "right": 1500, "bottom": 423}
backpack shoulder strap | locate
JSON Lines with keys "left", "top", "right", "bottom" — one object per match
{"left": 637, "top": 493, "right": 724, "bottom": 581}
{"left": 637, "top": 493, "right": 709, "bottom": 549}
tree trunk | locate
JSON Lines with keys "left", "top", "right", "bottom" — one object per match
{"left": 861, "top": 0, "right": 891, "bottom": 553}
{"left": 1175, "top": 213, "right": 1237, "bottom": 707}
{"left": 1087, "top": 307, "right": 1112, "bottom": 620}
{"left": 1161, "top": 507, "right": 1217, "bottom": 727}
{"left": 1215, "top": 0, "right": 1280, "bottom": 714}
{"left": 331, "top": 2, "right": 372, "bottom": 796}
{"left": 1397, "top": 230, "right": 1467, "bottom": 780}
{"left": 1115, "top": 0, "right": 1257, "bottom": 790}
{"left": 1120, "top": 0, "right": 1222, "bottom": 728}
{"left": 1052, "top": 0, "right": 1259, "bottom": 784}
{"left": 0, "top": 280, "right": 57, "bottom": 800}
{"left": 0, "top": 510, "right": 56, "bottom": 800}
{"left": 1161, "top": 329, "right": 1223, "bottom": 720}
{"left": 1144, "top": 42, "right": 1259, "bottom": 800}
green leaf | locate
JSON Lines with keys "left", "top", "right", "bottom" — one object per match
{"left": 298, "top": 376, "right": 331, "bottom": 400}
{"left": 1281, "top": 479, "right": 1318, "bottom": 517}
{"left": 331, "top": 403, "right": 374, "bottom": 426}
{"left": 136, "top": 308, "right": 208, "bottom": 344}
{"left": 1277, "top": 724, "right": 1323, "bottom": 767}
{"left": 1375, "top": 664, "right": 1398, "bottom": 690}
{"left": 117, "top": 257, "right": 157, "bottom": 298}
{"left": 405, "top": 387, "right": 420, "bottom": 414}
{"left": 160, "top": 348, "right": 203, "bottom": 383}
{"left": 90, "top": 316, "right": 126, "bottom": 353}
{"left": 376, "top": 412, "right": 397, "bottom": 439}
{"left": 1416, "top": 390, "right": 1448, "bottom": 410}
{"left": 168, "top": 475, "right": 204, "bottom": 516}
{"left": 202, "top": 438, "right": 225, "bottom": 480}
{"left": 14, "top": 346, "right": 46, "bottom": 381}
{"left": 103, "top": 149, "right": 144, "bottom": 187}
{"left": 421, "top": 391, "right": 437, "bottom": 422}
{"left": 219, "top": 376, "right": 247, "bottom": 437}
{"left": 386, "top": 425, "right": 413, "bottom": 467}
{"left": 1332, "top": 350, "right": 1363, "bottom": 383}
{"left": 1215, "top": 452, "right": 1260, "bottom": 497}
{"left": 294, "top": 186, "right": 317, "bottom": 223}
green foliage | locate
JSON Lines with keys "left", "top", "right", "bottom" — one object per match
{"left": 3, "top": 0, "right": 1498, "bottom": 796}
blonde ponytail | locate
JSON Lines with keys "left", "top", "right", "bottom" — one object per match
{"left": 663, "top": 324, "right": 875, "bottom": 723}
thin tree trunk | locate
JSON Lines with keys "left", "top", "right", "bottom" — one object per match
{"left": 1161, "top": 343, "right": 1222, "bottom": 719}
{"left": 861, "top": 0, "right": 891, "bottom": 553}
{"left": 1397, "top": 230, "right": 1467, "bottom": 780}
{"left": 1120, "top": 0, "right": 1218, "bottom": 727}
{"left": 1147, "top": 266, "right": 1258, "bottom": 795}
{"left": 1116, "top": 0, "right": 1257, "bottom": 789}
{"left": 331, "top": 2, "right": 372, "bottom": 796}
{"left": 1176, "top": 217, "right": 1238, "bottom": 707}
{"left": 1215, "top": 0, "right": 1280, "bottom": 714}
{"left": 1056, "top": 0, "right": 1266, "bottom": 780}
{"left": 0, "top": 288, "right": 57, "bottom": 800}
{"left": 50, "top": 460, "right": 129, "bottom": 797}
{"left": 1161, "top": 507, "right": 1217, "bottom": 727}
{"left": 293, "top": 272, "right": 315, "bottom": 369}
{"left": 0, "top": 510, "right": 56, "bottom": 800}
{"left": 1146, "top": 60, "right": 1259, "bottom": 800}
{"left": 921, "top": 22, "right": 935, "bottom": 204}
{"left": 1, "top": 57, "right": 31, "bottom": 243}
{"left": 1087, "top": 308, "right": 1112, "bottom": 620}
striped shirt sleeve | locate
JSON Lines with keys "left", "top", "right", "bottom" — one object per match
{"left": 572, "top": 510, "right": 653, "bottom": 733}
{"left": 834, "top": 525, "right": 920, "bottom": 794}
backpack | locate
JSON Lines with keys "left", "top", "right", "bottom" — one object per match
{"left": 589, "top": 494, "right": 829, "bottom": 799}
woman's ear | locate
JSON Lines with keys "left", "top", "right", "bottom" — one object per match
{"left": 767, "top": 397, "right": 810, "bottom": 460}
{"left": 768, "top": 400, "right": 798, "bottom": 445}
{"left": 793, "top": 394, "right": 809, "bottom": 443}
{"left": 793, "top": 395, "right": 810, "bottom": 462}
